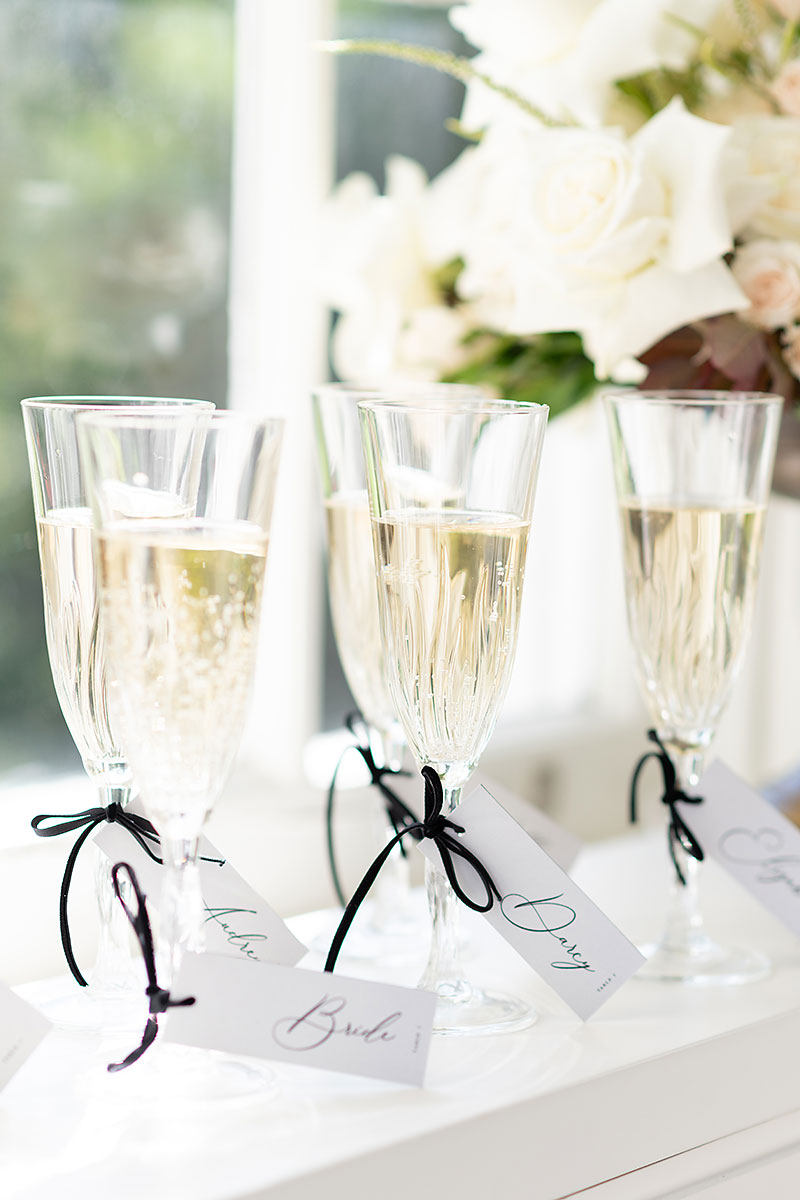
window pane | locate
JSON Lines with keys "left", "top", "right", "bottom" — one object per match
{"left": 0, "top": 0, "right": 234, "bottom": 774}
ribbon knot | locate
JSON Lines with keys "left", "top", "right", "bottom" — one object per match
{"left": 324, "top": 764, "right": 500, "bottom": 973}
{"left": 630, "top": 729, "right": 705, "bottom": 887}
{"left": 107, "top": 862, "right": 195, "bottom": 1072}
{"left": 145, "top": 984, "right": 173, "bottom": 1015}
{"left": 326, "top": 712, "right": 417, "bottom": 907}
{"left": 31, "top": 801, "right": 163, "bottom": 987}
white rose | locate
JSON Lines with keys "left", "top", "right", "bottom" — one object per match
{"left": 318, "top": 156, "right": 438, "bottom": 316}
{"left": 318, "top": 155, "right": 481, "bottom": 383}
{"left": 332, "top": 303, "right": 473, "bottom": 385}
{"left": 455, "top": 100, "right": 745, "bottom": 375}
{"left": 728, "top": 116, "right": 800, "bottom": 239}
{"left": 731, "top": 239, "right": 800, "bottom": 328}
{"left": 772, "top": 60, "right": 800, "bottom": 116}
{"left": 449, "top": 0, "right": 724, "bottom": 127}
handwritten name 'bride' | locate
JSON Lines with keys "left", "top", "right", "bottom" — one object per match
{"left": 273, "top": 996, "right": 402, "bottom": 1052}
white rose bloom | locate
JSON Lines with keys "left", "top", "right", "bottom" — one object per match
{"left": 449, "top": 0, "right": 724, "bottom": 127}
{"left": 319, "top": 155, "right": 472, "bottom": 383}
{"left": 728, "top": 116, "right": 800, "bottom": 239}
{"left": 731, "top": 239, "right": 800, "bottom": 329}
{"left": 456, "top": 100, "right": 746, "bottom": 376}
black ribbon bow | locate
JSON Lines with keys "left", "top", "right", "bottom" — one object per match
{"left": 630, "top": 729, "right": 705, "bottom": 887}
{"left": 106, "top": 861, "right": 195, "bottom": 1072}
{"left": 324, "top": 765, "right": 500, "bottom": 972}
{"left": 31, "top": 802, "right": 225, "bottom": 988}
{"left": 326, "top": 712, "right": 418, "bottom": 908}
{"left": 31, "top": 802, "right": 164, "bottom": 987}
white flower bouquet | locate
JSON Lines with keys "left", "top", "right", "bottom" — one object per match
{"left": 321, "top": 0, "right": 800, "bottom": 417}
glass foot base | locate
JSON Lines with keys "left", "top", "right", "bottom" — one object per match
{"left": 35, "top": 986, "right": 145, "bottom": 1035}
{"left": 307, "top": 901, "right": 466, "bottom": 966}
{"left": 107, "top": 1043, "right": 279, "bottom": 1107}
{"left": 636, "top": 939, "right": 770, "bottom": 987}
{"left": 426, "top": 979, "right": 536, "bottom": 1036}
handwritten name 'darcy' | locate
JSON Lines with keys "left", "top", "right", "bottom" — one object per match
{"left": 273, "top": 996, "right": 403, "bottom": 1052}
{"left": 500, "top": 892, "right": 594, "bottom": 971}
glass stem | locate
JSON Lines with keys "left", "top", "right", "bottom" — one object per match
{"left": 369, "top": 726, "right": 413, "bottom": 928}
{"left": 658, "top": 745, "right": 715, "bottom": 957}
{"left": 418, "top": 784, "right": 469, "bottom": 998}
{"left": 159, "top": 834, "right": 204, "bottom": 989}
{"left": 91, "top": 784, "right": 137, "bottom": 993}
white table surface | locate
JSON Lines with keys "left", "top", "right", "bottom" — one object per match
{"left": 4, "top": 828, "right": 800, "bottom": 1200}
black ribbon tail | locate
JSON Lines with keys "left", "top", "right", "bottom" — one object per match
{"left": 325, "top": 713, "right": 419, "bottom": 910}
{"left": 106, "top": 862, "right": 195, "bottom": 1072}
{"left": 107, "top": 1017, "right": 159, "bottom": 1073}
{"left": 326, "top": 743, "right": 351, "bottom": 909}
{"left": 324, "top": 824, "right": 419, "bottom": 973}
{"left": 58, "top": 818, "right": 105, "bottom": 987}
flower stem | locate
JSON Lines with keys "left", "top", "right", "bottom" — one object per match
{"left": 319, "top": 39, "right": 560, "bottom": 127}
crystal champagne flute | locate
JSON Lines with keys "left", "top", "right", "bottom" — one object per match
{"left": 21, "top": 395, "right": 213, "bottom": 1016}
{"left": 78, "top": 409, "right": 283, "bottom": 1030}
{"left": 605, "top": 390, "right": 782, "bottom": 985}
{"left": 311, "top": 381, "right": 485, "bottom": 937}
{"left": 359, "top": 396, "right": 548, "bottom": 1033}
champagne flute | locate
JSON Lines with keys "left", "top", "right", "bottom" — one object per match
{"left": 21, "top": 395, "right": 213, "bottom": 1016}
{"left": 359, "top": 396, "right": 548, "bottom": 1033}
{"left": 77, "top": 409, "right": 282, "bottom": 1058}
{"left": 605, "top": 390, "right": 782, "bottom": 985}
{"left": 311, "top": 381, "right": 485, "bottom": 937}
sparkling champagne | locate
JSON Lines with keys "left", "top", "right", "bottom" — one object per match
{"left": 37, "top": 507, "right": 124, "bottom": 776}
{"left": 374, "top": 508, "right": 529, "bottom": 772}
{"left": 619, "top": 500, "right": 766, "bottom": 742}
{"left": 98, "top": 520, "right": 267, "bottom": 830}
{"left": 324, "top": 492, "right": 394, "bottom": 731}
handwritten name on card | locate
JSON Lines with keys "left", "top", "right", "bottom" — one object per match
{"left": 687, "top": 761, "right": 800, "bottom": 939}
{"left": 418, "top": 786, "right": 644, "bottom": 1019}
{"left": 166, "top": 954, "right": 435, "bottom": 1086}
{"left": 94, "top": 814, "right": 306, "bottom": 968}
{"left": 0, "top": 983, "right": 50, "bottom": 1091}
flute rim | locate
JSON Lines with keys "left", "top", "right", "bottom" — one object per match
{"left": 21, "top": 395, "right": 215, "bottom": 412}
{"left": 601, "top": 388, "right": 783, "bottom": 407}
{"left": 356, "top": 396, "right": 549, "bottom": 417}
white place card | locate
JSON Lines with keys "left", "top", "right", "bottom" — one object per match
{"left": 418, "top": 786, "right": 645, "bottom": 1019}
{"left": 471, "top": 770, "right": 583, "bottom": 872}
{"left": 166, "top": 953, "right": 436, "bottom": 1086}
{"left": 685, "top": 761, "right": 800, "bottom": 938}
{"left": 94, "top": 813, "right": 306, "bottom": 968}
{"left": 0, "top": 982, "right": 50, "bottom": 1091}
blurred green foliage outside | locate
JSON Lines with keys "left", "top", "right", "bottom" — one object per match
{"left": 0, "top": 0, "right": 233, "bottom": 773}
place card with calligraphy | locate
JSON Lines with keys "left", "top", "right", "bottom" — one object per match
{"left": 683, "top": 760, "right": 800, "bottom": 938}
{"left": 165, "top": 953, "right": 435, "bottom": 1086}
{"left": 95, "top": 811, "right": 306, "bottom": 968}
{"left": 0, "top": 982, "right": 50, "bottom": 1091}
{"left": 470, "top": 770, "right": 582, "bottom": 872}
{"left": 418, "top": 785, "right": 645, "bottom": 1019}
